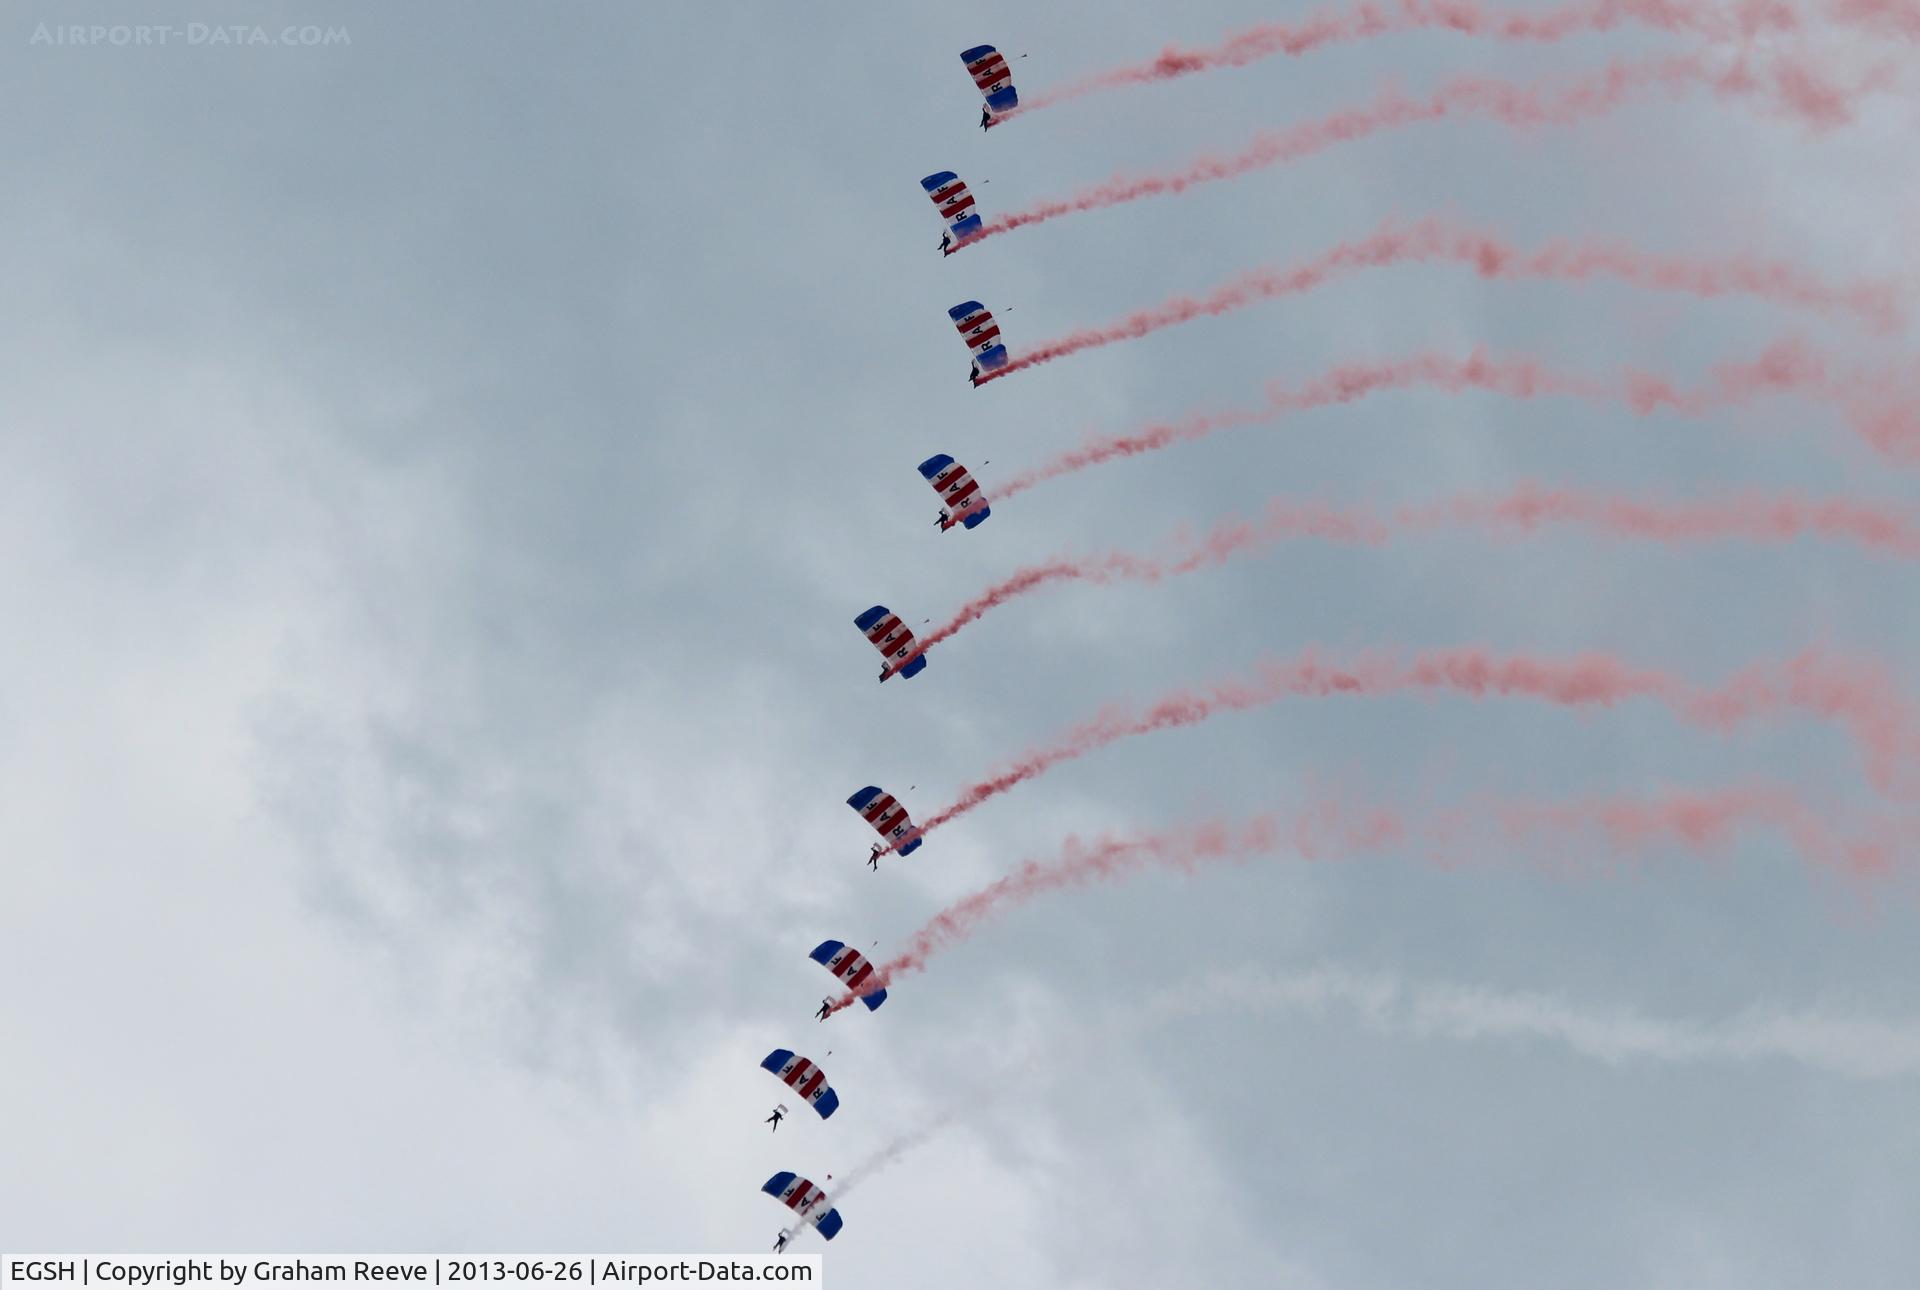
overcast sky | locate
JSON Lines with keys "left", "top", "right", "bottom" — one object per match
{"left": 4, "top": 3, "right": 1918, "bottom": 1286}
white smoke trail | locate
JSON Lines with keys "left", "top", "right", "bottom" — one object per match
{"left": 1139, "top": 965, "right": 1920, "bottom": 1078}
{"left": 832, "top": 965, "right": 1920, "bottom": 1199}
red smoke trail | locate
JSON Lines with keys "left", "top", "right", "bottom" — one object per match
{"left": 1828, "top": 0, "right": 1920, "bottom": 35}
{"left": 965, "top": 57, "right": 1874, "bottom": 249}
{"left": 901, "top": 486, "right": 1920, "bottom": 663}
{"left": 974, "top": 219, "right": 1902, "bottom": 386}
{"left": 992, "top": 341, "right": 1920, "bottom": 500}
{"left": 831, "top": 785, "right": 1909, "bottom": 1011}
{"left": 1005, "top": 1, "right": 1803, "bottom": 118}
{"left": 1401, "top": 488, "right": 1920, "bottom": 552}
{"left": 1474, "top": 782, "right": 1905, "bottom": 876}
{"left": 895, "top": 649, "right": 1914, "bottom": 851}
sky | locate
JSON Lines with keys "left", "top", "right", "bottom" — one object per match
{"left": 3, "top": 2, "right": 1918, "bottom": 1286}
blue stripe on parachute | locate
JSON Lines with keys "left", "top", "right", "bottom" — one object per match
{"left": 854, "top": 605, "right": 890, "bottom": 632}
{"left": 920, "top": 171, "right": 958, "bottom": 193}
{"left": 918, "top": 454, "right": 955, "bottom": 480}
{"left": 815, "top": 1209, "right": 844, "bottom": 1241}
{"left": 761, "top": 1048, "right": 794, "bottom": 1074}
{"left": 762, "top": 1171, "right": 797, "bottom": 1197}
{"left": 814, "top": 1088, "right": 840, "bottom": 1119}
{"left": 961, "top": 505, "right": 991, "bottom": 529}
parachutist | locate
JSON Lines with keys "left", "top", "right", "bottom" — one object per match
{"left": 766, "top": 1107, "right": 784, "bottom": 1131}
{"left": 857, "top": 607, "right": 927, "bottom": 681}
{"left": 922, "top": 173, "right": 981, "bottom": 256}
{"left": 868, "top": 844, "right": 883, "bottom": 871}
{"left": 773, "top": 1232, "right": 790, "bottom": 1254}
{"left": 809, "top": 939, "right": 886, "bottom": 1014}
{"left": 763, "top": 1173, "right": 843, "bottom": 1243}
{"left": 849, "top": 786, "right": 922, "bottom": 857}
{"left": 951, "top": 303, "right": 1007, "bottom": 389}
{"left": 964, "top": 46, "right": 1018, "bottom": 130}
{"left": 920, "top": 456, "right": 990, "bottom": 532}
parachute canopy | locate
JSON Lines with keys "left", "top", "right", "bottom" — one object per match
{"left": 921, "top": 171, "right": 984, "bottom": 245}
{"left": 763, "top": 1172, "right": 844, "bottom": 1241}
{"left": 950, "top": 301, "right": 1009, "bottom": 373}
{"left": 811, "top": 939, "right": 887, "bottom": 1011}
{"left": 760, "top": 1050, "right": 841, "bottom": 1120}
{"left": 856, "top": 605, "right": 927, "bottom": 680}
{"left": 919, "top": 454, "right": 991, "bottom": 531}
{"left": 848, "top": 785, "right": 923, "bottom": 856}
{"left": 962, "top": 45, "right": 1019, "bottom": 117}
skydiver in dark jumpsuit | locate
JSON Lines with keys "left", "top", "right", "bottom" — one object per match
{"left": 980, "top": 104, "right": 992, "bottom": 130}
{"left": 816, "top": 998, "right": 832, "bottom": 1021}
{"left": 868, "top": 843, "right": 884, "bottom": 870}
{"left": 766, "top": 1107, "right": 784, "bottom": 1131}
{"left": 939, "top": 231, "right": 952, "bottom": 255}
{"left": 773, "top": 1231, "right": 790, "bottom": 1254}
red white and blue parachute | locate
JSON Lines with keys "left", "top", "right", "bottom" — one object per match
{"left": 810, "top": 940, "right": 888, "bottom": 1011}
{"left": 950, "top": 301, "right": 1009, "bottom": 375}
{"left": 919, "top": 454, "right": 991, "bottom": 531}
{"left": 760, "top": 1050, "right": 841, "bottom": 1119}
{"left": 962, "top": 45, "right": 1019, "bottom": 121}
{"left": 921, "top": 172, "right": 984, "bottom": 249}
{"left": 762, "top": 1172, "right": 844, "bottom": 1241}
{"left": 848, "top": 785, "right": 923, "bottom": 856}
{"left": 856, "top": 605, "right": 927, "bottom": 681}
